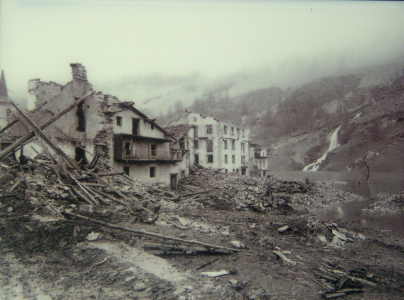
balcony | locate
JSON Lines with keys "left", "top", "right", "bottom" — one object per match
{"left": 254, "top": 153, "right": 269, "bottom": 159}
{"left": 121, "top": 149, "right": 182, "bottom": 161}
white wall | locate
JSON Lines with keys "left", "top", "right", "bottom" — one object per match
{"left": 186, "top": 112, "right": 250, "bottom": 174}
{"left": 113, "top": 109, "right": 165, "bottom": 138}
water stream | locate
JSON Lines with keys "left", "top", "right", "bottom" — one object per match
{"left": 268, "top": 171, "right": 404, "bottom": 235}
{"left": 303, "top": 125, "right": 342, "bottom": 171}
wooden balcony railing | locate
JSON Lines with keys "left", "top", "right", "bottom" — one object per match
{"left": 122, "top": 150, "right": 182, "bottom": 161}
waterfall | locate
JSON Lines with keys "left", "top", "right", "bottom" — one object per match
{"left": 303, "top": 125, "right": 342, "bottom": 171}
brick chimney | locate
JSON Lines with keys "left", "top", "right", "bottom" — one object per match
{"left": 70, "top": 63, "right": 92, "bottom": 98}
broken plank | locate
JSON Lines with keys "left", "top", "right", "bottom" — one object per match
{"left": 347, "top": 276, "right": 377, "bottom": 287}
{"left": 196, "top": 258, "right": 219, "bottom": 270}
{"left": 63, "top": 212, "right": 241, "bottom": 253}
{"left": 71, "top": 186, "right": 95, "bottom": 206}
{"left": 180, "top": 189, "right": 215, "bottom": 198}
{"left": 68, "top": 173, "right": 99, "bottom": 205}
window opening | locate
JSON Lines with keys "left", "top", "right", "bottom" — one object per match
{"left": 77, "top": 102, "right": 86, "bottom": 132}
{"left": 132, "top": 119, "right": 139, "bottom": 135}
{"left": 150, "top": 144, "right": 156, "bottom": 157}
{"left": 124, "top": 142, "right": 131, "bottom": 155}
{"left": 207, "top": 140, "right": 213, "bottom": 152}
{"left": 116, "top": 116, "right": 122, "bottom": 126}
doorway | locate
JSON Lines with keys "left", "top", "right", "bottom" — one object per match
{"left": 194, "top": 154, "right": 199, "bottom": 164}
{"left": 170, "top": 173, "right": 178, "bottom": 191}
{"left": 75, "top": 147, "right": 88, "bottom": 165}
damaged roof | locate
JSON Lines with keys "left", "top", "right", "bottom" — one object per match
{"left": 111, "top": 101, "right": 168, "bottom": 135}
{"left": 164, "top": 124, "right": 194, "bottom": 141}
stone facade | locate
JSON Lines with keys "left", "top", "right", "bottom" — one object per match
{"left": 12, "top": 64, "right": 183, "bottom": 187}
{"left": 182, "top": 112, "right": 250, "bottom": 175}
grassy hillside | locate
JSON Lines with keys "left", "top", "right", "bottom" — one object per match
{"left": 158, "top": 62, "right": 404, "bottom": 172}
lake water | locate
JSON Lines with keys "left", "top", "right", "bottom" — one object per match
{"left": 268, "top": 171, "right": 404, "bottom": 235}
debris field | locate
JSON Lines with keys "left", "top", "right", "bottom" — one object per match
{"left": 0, "top": 107, "right": 403, "bottom": 300}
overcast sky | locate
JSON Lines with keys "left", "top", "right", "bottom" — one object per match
{"left": 1, "top": 0, "right": 404, "bottom": 106}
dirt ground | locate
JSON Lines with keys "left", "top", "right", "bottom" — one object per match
{"left": 0, "top": 167, "right": 403, "bottom": 300}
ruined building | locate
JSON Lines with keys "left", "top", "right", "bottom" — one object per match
{"left": 249, "top": 143, "right": 270, "bottom": 177}
{"left": 165, "top": 112, "right": 251, "bottom": 175}
{"left": 10, "top": 64, "right": 185, "bottom": 187}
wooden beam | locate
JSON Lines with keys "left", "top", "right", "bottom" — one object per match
{"left": 0, "top": 91, "right": 92, "bottom": 162}
{"left": 9, "top": 102, "right": 81, "bottom": 169}
{"left": 0, "top": 119, "right": 19, "bottom": 135}
{"left": 63, "top": 212, "right": 241, "bottom": 253}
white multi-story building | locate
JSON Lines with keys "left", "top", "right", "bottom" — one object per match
{"left": 179, "top": 112, "right": 250, "bottom": 175}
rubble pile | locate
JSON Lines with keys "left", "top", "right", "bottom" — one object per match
{"left": 281, "top": 180, "right": 365, "bottom": 211}
{"left": 363, "top": 192, "right": 404, "bottom": 215}
{"left": 179, "top": 166, "right": 361, "bottom": 213}
{"left": 179, "top": 164, "right": 269, "bottom": 211}
{"left": 311, "top": 262, "right": 376, "bottom": 299}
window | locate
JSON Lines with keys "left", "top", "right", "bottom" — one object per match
{"left": 194, "top": 126, "right": 198, "bottom": 138}
{"left": 194, "top": 139, "right": 199, "bottom": 149}
{"left": 236, "top": 169, "right": 239, "bottom": 173}
{"left": 194, "top": 154, "right": 199, "bottom": 164}
{"left": 231, "top": 127, "right": 234, "bottom": 135}
{"left": 225, "top": 169, "right": 228, "bottom": 174}
{"left": 150, "top": 167, "right": 156, "bottom": 177}
{"left": 150, "top": 144, "right": 156, "bottom": 157}
{"left": 232, "top": 155, "right": 235, "bottom": 164}
{"left": 225, "top": 155, "right": 228, "bottom": 163}
{"left": 179, "top": 138, "right": 185, "bottom": 149}
{"left": 116, "top": 116, "right": 122, "bottom": 126}
{"left": 206, "top": 125, "right": 213, "bottom": 134}
{"left": 151, "top": 123, "right": 155, "bottom": 130}
{"left": 241, "top": 143, "right": 245, "bottom": 153}
{"left": 207, "top": 140, "right": 213, "bottom": 153}
{"left": 237, "top": 128, "right": 240, "bottom": 136}
{"left": 207, "top": 155, "right": 214, "bottom": 163}
{"left": 242, "top": 129, "right": 245, "bottom": 137}
{"left": 123, "top": 166, "right": 129, "bottom": 176}
{"left": 77, "top": 102, "right": 86, "bottom": 132}
{"left": 224, "top": 126, "right": 227, "bottom": 134}
{"left": 224, "top": 140, "right": 228, "bottom": 149}
{"left": 124, "top": 142, "right": 131, "bottom": 155}
{"left": 233, "top": 169, "right": 235, "bottom": 173}
{"left": 231, "top": 140, "right": 235, "bottom": 150}
{"left": 241, "top": 156, "right": 245, "bottom": 164}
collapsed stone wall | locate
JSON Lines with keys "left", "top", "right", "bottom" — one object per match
{"left": 29, "top": 79, "right": 64, "bottom": 111}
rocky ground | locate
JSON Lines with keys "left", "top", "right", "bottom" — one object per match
{"left": 0, "top": 161, "right": 403, "bottom": 300}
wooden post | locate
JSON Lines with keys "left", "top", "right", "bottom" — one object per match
{"left": 8, "top": 100, "right": 81, "bottom": 169}
{"left": 0, "top": 91, "right": 92, "bottom": 162}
